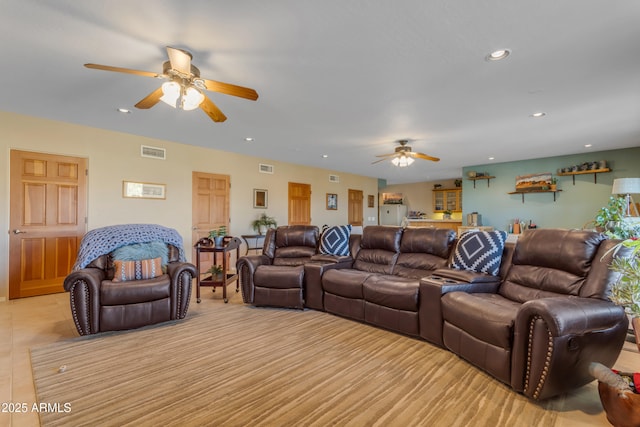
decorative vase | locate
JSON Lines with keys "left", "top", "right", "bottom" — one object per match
{"left": 214, "top": 236, "right": 224, "bottom": 247}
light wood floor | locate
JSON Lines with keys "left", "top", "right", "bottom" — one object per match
{"left": 1, "top": 288, "right": 639, "bottom": 427}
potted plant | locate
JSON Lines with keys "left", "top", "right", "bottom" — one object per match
{"left": 608, "top": 237, "right": 640, "bottom": 350}
{"left": 594, "top": 196, "right": 639, "bottom": 239}
{"left": 550, "top": 178, "right": 557, "bottom": 191}
{"left": 251, "top": 213, "right": 277, "bottom": 235}
{"left": 443, "top": 210, "right": 452, "bottom": 220}
{"left": 208, "top": 226, "right": 227, "bottom": 247}
{"left": 206, "top": 264, "right": 224, "bottom": 281}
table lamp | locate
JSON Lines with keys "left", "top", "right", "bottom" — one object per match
{"left": 611, "top": 178, "right": 640, "bottom": 216}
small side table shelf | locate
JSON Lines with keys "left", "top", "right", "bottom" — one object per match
{"left": 557, "top": 168, "right": 611, "bottom": 185}
{"left": 241, "top": 234, "right": 266, "bottom": 255}
{"left": 194, "top": 237, "right": 242, "bottom": 303}
{"left": 468, "top": 176, "right": 495, "bottom": 188}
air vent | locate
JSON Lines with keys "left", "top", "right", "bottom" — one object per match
{"left": 259, "top": 163, "right": 274, "bottom": 174}
{"left": 141, "top": 145, "right": 166, "bottom": 160}
{"left": 329, "top": 174, "right": 340, "bottom": 183}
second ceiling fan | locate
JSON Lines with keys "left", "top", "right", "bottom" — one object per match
{"left": 84, "top": 46, "right": 258, "bottom": 123}
{"left": 373, "top": 139, "right": 440, "bottom": 167}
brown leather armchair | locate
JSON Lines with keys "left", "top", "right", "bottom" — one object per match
{"left": 63, "top": 225, "right": 196, "bottom": 335}
{"left": 439, "top": 229, "right": 630, "bottom": 400}
{"left": 237, "top": 225, "right": 319, "bottom": 309}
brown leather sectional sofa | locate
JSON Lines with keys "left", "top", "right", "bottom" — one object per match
{"left": 237, "top": 225, "right": 630, "bottom": 400}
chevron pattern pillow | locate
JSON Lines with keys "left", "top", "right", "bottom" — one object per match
{"left": 319, "top": 225, "right": 352, "bottom": 256}
{"left": 451, "top": 230, "right": 507, "bottom": 276}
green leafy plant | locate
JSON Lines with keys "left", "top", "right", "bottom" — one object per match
{"left": 251, "top": 213, "right": 277, "bottom": 234}
{"left": 206, "top": 265, "right": 224, "bottom": 279}
{"left": 608, "top": 238, "right": 640, "bottom": 317}
{"left": 208, "top": 226, "right": 227, "bottom": 238}
{"left": 594, "top": 196, "right": 640, "bottom": 239}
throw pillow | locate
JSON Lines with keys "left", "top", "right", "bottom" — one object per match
{"left": 112, "top": 241, "right": 169, "bottom": 266}
{"left": 112, "top": 257, "right": 163, "bottom": 282}
{"left": 319, "top": 225, "right": 352, "bottom": 256}
{"left": 451, "top": 230, "right": 507, "bottom": 276}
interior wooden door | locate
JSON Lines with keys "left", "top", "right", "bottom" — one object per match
{"left": 9, "top": 150, "right": 87, "bottom": 299}
{"left": 288, "top": 182, "right": 311, "bottom": 225}
{"left": 348, "top": 189, "right": 364, "bottom": 226}
{"left": 192, "top": 172, "right": 230, "bottom": 266}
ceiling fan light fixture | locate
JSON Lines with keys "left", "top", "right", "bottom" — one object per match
{"left": 181, "top": 86, "right": 204, "bottom": 111}
{"left": 160, "top": 81, "right": 181, "bottom": 108}
{"left": 391, "top": 155, "right": 414, "bottom": 167}
{"left": 159, "top": 81, "right": 204, "bottom": 111}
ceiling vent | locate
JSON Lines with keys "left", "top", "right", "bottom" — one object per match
{"left": 141, "top": 145, "right": 166, "bottom": 160}
{"left": 329, "top": 174, "right": 340, "bottom": 183}
{"left": 259, "top": 163, "right": 274, "bottom": 174}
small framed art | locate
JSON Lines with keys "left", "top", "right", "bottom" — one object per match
{"left": 326, "top": 193, "right": 338, "bottom": 210}
{"left": 254, "top": 189, "right": 268, "bottom": 208}
{"left": 123, "top": 181, "right": 166, "bottom": 199}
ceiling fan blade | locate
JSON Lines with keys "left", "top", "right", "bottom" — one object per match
{"left": 202, "top": 79, "right": 259, "bottom": 100}
{"left": 372, "top": 153, "right": 400, "bottom": 164}
{"left": 134, "top": 87, "right": 164, "bottom": 109}
{"left": 372, "top": 158, "right": 391, "bottom": 164}
{"left": 200, "top": 95, "right": 227, "bottom": 122}
{"left": 375, "top": 153, "right": 398, "bottom": 158}
{"left": 84, "top": 63, "right": 161, "bottom": 78}
{"left": 412, "top": 152, "right": 441, "bottom": 162}
{"left": 166, "top": 47, "right": 192, "bottom": 75}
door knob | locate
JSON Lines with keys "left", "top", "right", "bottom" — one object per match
{"left": 12, "top": 229, "right": 27, "bottom": 234}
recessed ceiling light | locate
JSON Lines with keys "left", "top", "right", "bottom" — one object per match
{"left": 531, "top": 112, "right": 546, "bottom": 118}
{"left": 584, "top": 144, "right": 592, "bottom": 148}
{"left": 244, "top": 137, "right": 254, "bottom": 142}
{"left": 486, "top": 49, "right": 510, "bottom": 61}
{"left": 488, "top": 157, "right": 495, "bottom": 160}
{"left": 322, "top": 154, "right": 328, "bottom": 158}
{"left": 117, "top": 108, "right": 131, "bottom": 114}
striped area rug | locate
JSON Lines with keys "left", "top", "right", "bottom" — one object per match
{"left": 31, "top": 302, "right": 557, "bottom": 426}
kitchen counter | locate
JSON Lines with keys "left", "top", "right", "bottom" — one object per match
{"left": 406, "top": 219, "right": 462, "bottom": 229}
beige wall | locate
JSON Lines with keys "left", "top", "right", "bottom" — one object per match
{"left": 0, "top": 111, "right": 378, "bottom": 300}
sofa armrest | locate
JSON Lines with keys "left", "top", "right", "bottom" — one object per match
{"left": 167, "top": 262, "right": 197, "bottom": 319}
{"left": 63, "top": 268, "right": 106, "bottom": 335}
{"left": 419, "top": 275, "right": 500, "bottom": 346}
{"left": 236, "top": 254, "right": 272, "bottom": 303}
{"left": 512, "top": 297, "right": 628, "bottom": 400}
{"left": 304, "top": 259, "right": 353, "bottom": 310}
{"left": 432, "top": 268, "right": 502, "bottom": 284}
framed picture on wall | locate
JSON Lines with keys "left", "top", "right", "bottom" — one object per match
{"left": 326, "top": 193, "right": 338, "bottom": 210}
{"left": 368, "top": 194, "right": 375, "bottom": 208}
{"left": 123, "top": 181, "right": 166, "bottom": 199}
{"left": 253, "top": 189, "right": 268, "bottom": 208}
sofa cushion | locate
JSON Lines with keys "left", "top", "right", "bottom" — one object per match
{"left": 101, "top": 274, "right": 171, "bottom": 305}
{"left": 112, "top": 258, "right": 163, "bottom": 282}
{"left": 451, "top": 230, "right": 507, "bottom": 276}
{"left": 113, "top": 241, "right": 169, "bottom": 267}
{"left": 319, "top": 225, "right": 352, "bottom": 256}
{"left": 322, "top": 269, "right": 372, "bottom": 299}
{"left": 363, "top": 275, "right": 419, "bottom": 312}
{"left": 254, "top": 265, "right": 304, "bottom": 289}
{"left": 442, "top": 292, "right": 520, "bottom": 349}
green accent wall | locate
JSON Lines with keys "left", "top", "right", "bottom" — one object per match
{"left": 462, "top": 147, "right": 640, "bottom": 231}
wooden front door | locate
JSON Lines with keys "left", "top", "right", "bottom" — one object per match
{"left": 288, "top": 182, "right": 311, "bottom": 225}
{"left": 192, "top": 171, "right": 230, "bottom": 259}
{"left": 9, "top": 150, "right": 87, "bottom": 299}
{"left": 348, "top": 189, "right": 364, "bottom": 226}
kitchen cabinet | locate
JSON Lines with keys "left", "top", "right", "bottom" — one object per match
{"left": 432, "top": 188, "right": 462, "bottom": 213}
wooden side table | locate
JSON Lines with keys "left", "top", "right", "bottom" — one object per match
{"left": 194, "top": 237, "right": 242, "bottom": 303}
{"left": 241, "top": 234, "right": 266, "bottom": 255}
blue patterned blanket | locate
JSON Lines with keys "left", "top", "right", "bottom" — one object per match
{"left": 73, "top": 224, "right": 186, "bottom": 270}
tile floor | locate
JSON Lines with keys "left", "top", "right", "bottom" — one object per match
{"left": 1, "top": 289, "right": 639, "bottom": 426}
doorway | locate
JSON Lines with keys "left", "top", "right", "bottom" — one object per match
{"left": 9, "top": 150, "right": 87, "bottom": 299}
{"left": 348, "top": 189, "right": 363, "bottom": 226}
{"left": 192, "top": 171, "right": 231, "bottom": 266}
{"left": 288, "top": 182, "right": 311, "bottom": 225}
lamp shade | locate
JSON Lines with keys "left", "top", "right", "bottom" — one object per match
{"left": 612, "top": 178, "right": 640, "bottom": 195}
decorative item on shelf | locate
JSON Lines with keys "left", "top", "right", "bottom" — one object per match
{"left": 467, "top": 171, "right": 476, "bottom": 178}
{"left": 443, "top": 210, "right": 452, "bottom": 220}
{"left": 251, "top": 213, "right": 277, "bottom": 235}
{"left": 550, "top": 178, "right": 557, "bottom": 191}
{"left": 454, "top": 179, "right": 462, "bottom": 188}
{"left": 208, "top": 226, "right": 227, "bottom": 247}
{"left": 433, "top": 184, "right": 442, "bottom": 189}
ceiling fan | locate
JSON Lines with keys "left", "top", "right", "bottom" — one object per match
{"left": 372, "top": 139, "right": 440, "bottom": 167}
{"left": 84, "top": 46, "right": 258, "bottom": 123}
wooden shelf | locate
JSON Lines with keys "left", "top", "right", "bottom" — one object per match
{"left": 508, "top": 189, "right": 562, "bottom": 203}
{"left": 557, "top": 168, "right": 611, "bottom": 185}
{"left": 467, "top": 176, "right": 495, "bottom": 188}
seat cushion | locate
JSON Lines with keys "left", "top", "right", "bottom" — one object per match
{"left": 441, "top": 292, "right": 520, "bottom": 348}
{"left": 254, "top": 265, "right": 304, "bottom": 289}
{"left": 322, "top": 269, "right": 372, "bottom": 298}
{"left": 101, "top": 274, "right": 171, "bottom": 305}
{"left": 363, "top": 275, "right": 419, "bottom": 312}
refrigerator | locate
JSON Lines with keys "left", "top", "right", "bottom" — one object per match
{"left": 379, "top": 205, "right": 408, "bottom": 226}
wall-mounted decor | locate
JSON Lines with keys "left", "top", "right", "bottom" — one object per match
{"left": 515, "top": 173, "right": 552, "bottom": 192}
{"left": 253, "top": 189, "right": 268, "bottom": 208}
{"left": 382, "top": 192, "right": 403, "bottom": 204}
{"left": 368, "top": 194, "right": 375, "bottom": 208}
{"left": 123, "top": 181, "right": 166, "bottom": 199}
{"left": 326, "top": 193, "right": 338, "bottom": 210}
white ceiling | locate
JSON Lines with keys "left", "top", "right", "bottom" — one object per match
{"left": 2, "top": 1, "right": 639, "bottom": 184}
